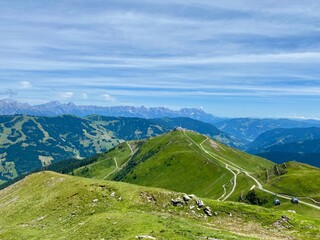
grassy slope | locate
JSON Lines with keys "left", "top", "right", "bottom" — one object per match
{"left": 0, "top": 171, "right": 319, "bottom": 240}
{"left": 184, "top": 131, "right": 275, "bottom": 201}
{"left": 182, "top": 131, "right": 274, "bottom": 200}
{"left": 75, "top": 130, "right": 274, "bottom": 200}
{"left": 264, "top": 162, "right": 320, "bottom": 201}
{"left": 73, "top": 142, "right": 132, "bottom": 179}
{"left": 253, "top": 189, "right": 320, "bottom": 218}
{"left": 195, "top": 131, "right": 320, "bottom": 214}
{"left": 71, "top": 130, "right": 320, "bottom": 217}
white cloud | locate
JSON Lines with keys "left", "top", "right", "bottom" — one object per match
{"left": 285, "top": 115, "right": 320, "bottom": 120}
{"left": 20, "top": 81, "right": 32, "bottom": 89}
{"left": 101, "top": 85, "right": 320, "bottom": 98}
{"left": 81, "top": 93, "right": 88, "bottom": 99}
{"left": 102, "top": 93, "right": 116, "bottom": 102}
{"left": 61, "top": 91, "right": 74, "bottom": 99}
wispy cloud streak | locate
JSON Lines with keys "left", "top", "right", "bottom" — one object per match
{"left": 1, "top": 0, "right": 320, "bottom": 117}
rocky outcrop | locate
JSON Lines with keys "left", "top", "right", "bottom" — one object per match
{"left": 196, "top": 199, "right": 205, "bottom": 208}
{"left": 183, "top": 194, "right": 191, "bottom": 201}
{"left": 204, "top": 206, "right": 213, "bottom": 217}
{"left": 170, "top": 193, "right": 214, "bottom": 218}
{"left": 171, "top": 198, "right": 184, "bottom": 206}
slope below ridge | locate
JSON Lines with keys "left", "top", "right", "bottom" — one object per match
{"left": 113, "top": 130, "right": 234, "bottom": 199}
{"left": 1, "top": 171, "right": 319, "bottom": 239}
{"left": 196, "top": 131, "right": 274, "bottom": 173}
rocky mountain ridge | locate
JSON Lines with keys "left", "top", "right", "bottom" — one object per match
{"left": 0, "top": 99, "right": 220, "bottom": 123}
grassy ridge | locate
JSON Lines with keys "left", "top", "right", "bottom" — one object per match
{"left": 0, "top": 171, "right": 319, "bottom": 239}
{"left": 113, "top": 130, "right": 233, "bottom": 199}
{"left": 74, "top": 130, "right": 274, "bottom": 200}
{"left": 71, "top": 130, "right": 320, "bottom": 217}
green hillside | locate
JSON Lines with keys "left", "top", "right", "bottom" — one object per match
{"left": 72, "top": 130, "right": 320, "bottom": 217}
{"left": 0, "top": 115, "right": 120, "bottom": 182}
{"left": 74, "top": 130, "right": 273, "bottom": 201}
{"left": 113, "top": 130, "right": 236, "bottom": 199}
{"left": 0, "top": 171, "right": 319, "bottom": 240}
{"left": 0, "top": 114, "right": 173, "bottom": 183}
{"left": 0, "top": 115, "right": 239, "bottom": 183}
{"left": 186, "top": 130, "right": 274, "bottom": 173}
{"left": 73, "top": 142, "right": 135, "bottom": 179}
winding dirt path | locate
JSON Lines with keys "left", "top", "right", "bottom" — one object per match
{"left": 102, "top": 157, "right": 118, "bottom": 180}
{"left": 126, "top": 142, "right": 134, "bottom": 155}
{"left": 184, "top": 131, "right": 238, "bottom": 201}
{"left": 183, "top": 130, "right": 320, "bottom": 210}
{"left": 103, "top": 142, "right": 135, "bottom": 179}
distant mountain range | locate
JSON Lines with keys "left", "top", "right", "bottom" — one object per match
{"left": 215, "top": 118, "right": 320, "bottom": 143}
{"left": 0, "top": 99, "right": 221, "bottom": 123}
{"left": 247, "top": 127, "right": 320, "bottom": 167}
{"left": 1, "top": 99, "right": 320, "bottom": 169}
{"left": 2, "top": 99, "right": 320, "bottom": 135}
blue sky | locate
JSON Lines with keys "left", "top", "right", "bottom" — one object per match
{"left": 1, "top": 0, "right": 320, "bottom": 118}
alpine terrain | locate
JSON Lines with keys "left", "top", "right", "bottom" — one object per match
{"left": 0, "top": 115, "right": 237, "bottom": 183}
{"left": 72, "top": 129, "right": 320, "bottom": 218}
